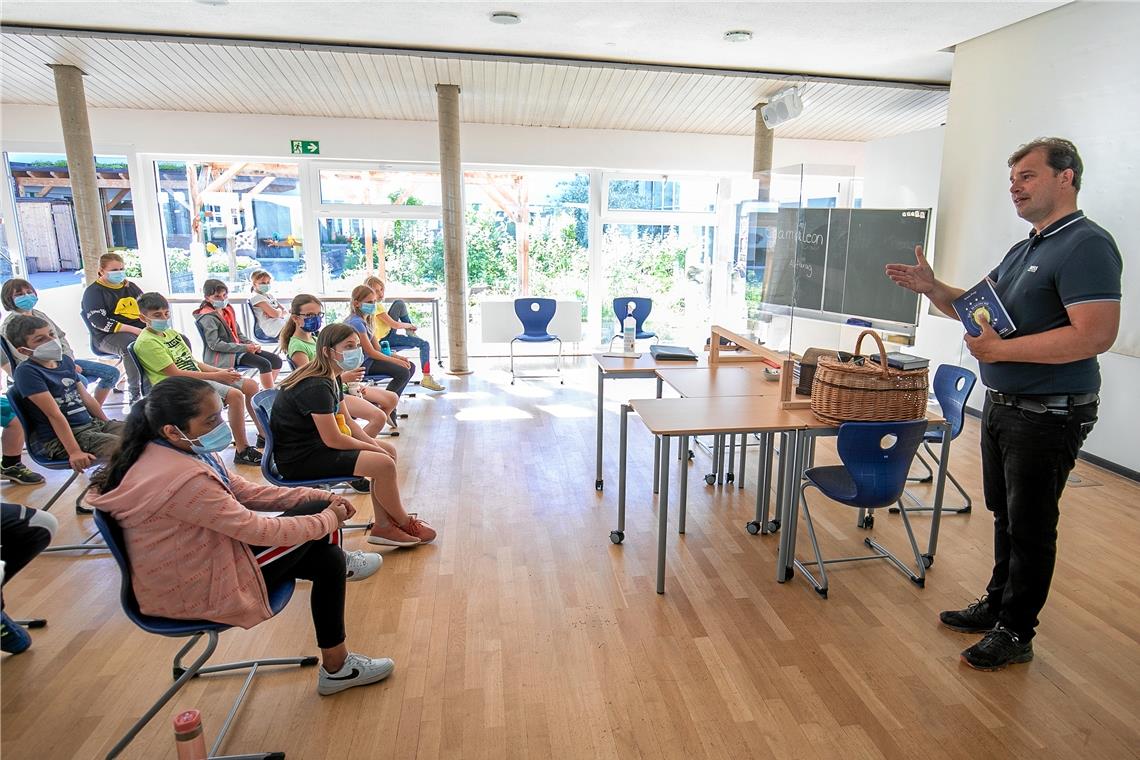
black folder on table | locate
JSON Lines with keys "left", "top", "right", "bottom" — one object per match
{"left": 649, "top": 344, "right": 699, "bottom": 361}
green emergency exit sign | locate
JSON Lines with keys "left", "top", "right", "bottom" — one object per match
{"left": 290, "top": 140, "right": 320, "bottom": 155}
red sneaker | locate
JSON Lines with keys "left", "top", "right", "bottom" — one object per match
{"left": 399, "top": 514, "right": 436, "bottom": 544}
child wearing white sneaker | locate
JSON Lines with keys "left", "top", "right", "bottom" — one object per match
{"left": 273, "top": 323, "right": 436, "bottom": 547}
{"left": 87, "top": 377, "right": 392, "bottom": 695}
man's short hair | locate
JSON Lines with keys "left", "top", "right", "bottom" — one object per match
{"left": 5, "top": 314, "right": 50, "bottom": 349}
{"left": 137, "top": 292, "right": 170, "bottom": 312}
{"left": 1008, "top": 137, "right": 1083, "bottom": 192}
{"left": 99, "top": 252, "right": 125, "bottom": 268}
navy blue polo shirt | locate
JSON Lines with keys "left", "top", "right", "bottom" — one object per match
{"left": 982, "top": 210, "right": 1122, "bottom": 395}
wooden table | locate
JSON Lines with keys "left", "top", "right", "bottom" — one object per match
{"left": 592, "top": 353, "right": 704, "bottom": 492}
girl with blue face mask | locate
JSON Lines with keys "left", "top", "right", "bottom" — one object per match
{"left": 86, "top": 376, "right": 393, "bottom": 697}
{"left": 273, "top": 324, "right": 435, "bottom": 547}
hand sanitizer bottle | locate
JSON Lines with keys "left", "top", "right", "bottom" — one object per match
{"left": 622, "top": 302, "right": 636, "bottom": 353}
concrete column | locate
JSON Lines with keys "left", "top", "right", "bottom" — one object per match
{"left": 51, "top": 65, "right": 107, "bottom": 285}
{"left": 436, "top": 83, "right": 472, "bottom": 374}
{"left": 752, "top": 103, "right": 775, "bottom": 202}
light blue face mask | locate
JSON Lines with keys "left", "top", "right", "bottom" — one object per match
{"left": 14, "top": 293, "right": 38, "bottom": 311}
{"left": 105, "top": 270, "right": 127, "bottom": 285}
{"left": 359, "top": 302, "right": 377, "bottom": 316}
{"left": 256, "top": 284, "right": 271, "bottom": 294}
{"left": 179, "top": 421, "right": 233, "bottom": 454}
{"left": 209, "top": 298, "right": 229, "bottom": 310}
{"left": 150, "top": 318, "right": 172, "bottom": 332}
{"left": 336, "top": 347, "right": 364, "bottom": 371}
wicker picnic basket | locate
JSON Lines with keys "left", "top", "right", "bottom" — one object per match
{"left": 810, "top": 330, "right": 928, "bottom": 424}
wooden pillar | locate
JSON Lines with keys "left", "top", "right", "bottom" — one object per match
{"left": 436, "top": 84, "right": 472, "bottom": 374}
{"left": 752, "top": 103, "right": 775, "bottom": 202}
{"left": 50, "top": 64, "right": 107, "bottom": 284}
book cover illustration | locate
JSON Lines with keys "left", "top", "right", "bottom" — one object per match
{"left": 952, "top": 278, "right": 1017, "bottom": 337}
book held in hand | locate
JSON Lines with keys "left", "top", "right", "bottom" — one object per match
{"left": 952, "top": 278, "right": 1017, "bottom": 337}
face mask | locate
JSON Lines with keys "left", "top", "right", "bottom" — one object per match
{"left": 13, "top": 293, "right": 38, "bottom": 311}
{"left": 105, "top": 270, "right": 127, "bottom": 285}
{"left": 30, "top": 338, "right": 64, "bottom": 362}
{"left": 359, "top": 302, "right": 377, "bottom": 316}
{"left": 209, "top": 298, "right": 229, "bottom": 310}
{"left": 301, "top": 314, "right": 323, "bottom": 333}
{"left": 150, "top": 318, "right": 172, "bottom": 332}
{"left": 256, "top": 284, "right": 271, "bottom": 294}
{"left": 179, "top": 421, "right": 233, "bottom": 454}
{"left": 336, "top": 347, "right": 364, "bottom": 371}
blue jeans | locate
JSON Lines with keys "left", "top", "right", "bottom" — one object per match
{"left": 385, "top": 300, "right": 431, "bottom": 373}
{"left": 74, "top": 358, "right": 120, "bottom": 391}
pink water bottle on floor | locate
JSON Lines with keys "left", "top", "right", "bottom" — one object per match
{"left": 174, "top": 709, "right": 208, "bottom": 760}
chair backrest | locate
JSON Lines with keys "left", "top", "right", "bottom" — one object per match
{"left": 124, "top": 340, "right": 153, "bottom": 397}
{"left": 5, "top": 388, "right": 63, "bottom": 465}
{"left": 612, "top": 297, "right": 653, "bottom": 333}
{"left": 931, "top": 364, "right": 976, "bottom": 440}
{"left": 245, "top": 300, "right": 277, "bottom": 344}
{"left": 251, "top": 389, "right": 281, "bottom": 481}
{"left": 513, "top": 298, "right": 557, "bottom": 338}
{"left": 1, "top": 336, "right": 19, "bottom": 369}
{"left": 835, "top": 420, "right": 928, "bottom": 508}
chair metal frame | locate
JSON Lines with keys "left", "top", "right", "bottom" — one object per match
{"left": 250, "top": 389, "right": 374, "bottom": 532}
{"left": 509, "top": 298, "right": 563, "bottom": 384}
{"left": 607, "top": 296, "right": 659, "bottom": 348}
{"left": 793, "top": 420, "right": 929, "bottom": 599}
{"left": 94, "top": 509, "right": 312, "bottom": 760}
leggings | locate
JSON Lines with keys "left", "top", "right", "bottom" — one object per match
{"left": 248, "top": 500, "right": 346, "bottom": 649}
{"left": 1, "top": 503, "right": 59, "bottom": 609}
{"left": 362, "top": 354, "right": 414, "bottom": 397}
{"left": 74, "top": 359, "right": 121, "bottom": 391}
{"left": 237, "top": 351, "right": 283, "bottom": 374}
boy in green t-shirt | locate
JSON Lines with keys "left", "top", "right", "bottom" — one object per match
{"left": 134, "top": 292, "right": 264, "bottom": 466}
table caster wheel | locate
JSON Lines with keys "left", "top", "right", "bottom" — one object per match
{"left": 781, "top": 566, "right": 794, "bottom": 582}
{"left": 858, "top": 516, "right": 874, "bottom": 529}
{"left": 726, "top": 473, "right": 735, "bottom": 484}
{"left": 610, "top": 530, "right": 624, "bottom": 544}
{"left": 704, "top": 474, "right": 716, "bottom": 486}
{"left": 888, "top": 506, "right": 901, "bottom": 514}
{"left": 595, "top": 480, "right": 604, "bottom": 491}
{"left": 688, "top": 450, "right": 695, "bottom": 460}
{"left": 746, "top": 521, "right": 761, "bottom": 535}
{"left": 766, "top": 520, "right": 781, "bottom": 533}
{"left": 922, "top": 555, "right": 933, "bottom": 569}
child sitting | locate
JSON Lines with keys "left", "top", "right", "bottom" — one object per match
{"left": 364, "top": 276, "right": 446, "bottom": 392}
{"left": 272, "top": 323, "right": 435, "bottom": 547}
{"left": 86, "top": 377, "right": 391, "bottom": 695}
{"left": 6, "top": 315, "right": 125, "bottom": 470}
{"left": 194, "top": 279, "right": 282, "bottom": 390}
{"left": 280, "top": 294, "right": 398, "bottom": 436}
{"left": 248, "top": 269, "right": 288, "bottom": 340}
{"left": 134, "top": 292, "right": 264, "bottom": 466}
{"left": 342, "top": 285, "right": 415, "bottom": 404}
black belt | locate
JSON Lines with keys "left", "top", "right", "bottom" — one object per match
{"left": 987, "top": 390, "right": 1098, "bottom": 414}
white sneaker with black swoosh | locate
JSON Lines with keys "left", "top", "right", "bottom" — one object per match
{"left": 317, "top": 653, "right": 395, "bottom": 696}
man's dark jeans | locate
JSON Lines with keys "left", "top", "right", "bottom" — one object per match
{"left": 981, "top": 396, "right": 1097, "bottom": 641}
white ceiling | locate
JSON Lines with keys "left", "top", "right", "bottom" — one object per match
{"left": 0, "top": 0, "right": 1066, "bottom": 83}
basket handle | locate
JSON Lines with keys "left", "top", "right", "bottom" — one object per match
{"left": 853, "top": 330, "right": 890, "bottom": 378}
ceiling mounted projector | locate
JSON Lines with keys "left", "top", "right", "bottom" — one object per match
{"left": 760, "top": 87, "right": 804, "bottom": 129}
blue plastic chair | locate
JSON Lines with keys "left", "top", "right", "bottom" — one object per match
{"left": 244, "top": 300, "right": 280, "bottom": 345}
{"left": 510, "top": 298, "right": 562, "bottom": 385}
{"left": 251, "top": 389, "right": 375, "bottom": 528}
{"left": 609, "top": 296, "right": 658, "bottom": 346}
{"left": 93, "top": 509, "right": 312, "bottom": 759}
{"left": 793, "top": 420, "right": 928, "bottom": 598}
{"left": 896, "top": 364, "right": 977, "bottom": 515}
{"left": 124, "top": 339, "right": 155, "bottom": 398}
{"left": 4, "top": 389, "right": 106, "bottom": 534}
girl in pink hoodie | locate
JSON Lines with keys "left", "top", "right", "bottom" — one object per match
{"left": 87, "top": 377, "right": 392, "bottom": 696}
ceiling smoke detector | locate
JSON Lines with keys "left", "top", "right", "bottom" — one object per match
{"left": 489, "top": 11, "right": 522, "bottom": 25}
{"left": 723, "top": 30, "right": 753, "bottom": 43}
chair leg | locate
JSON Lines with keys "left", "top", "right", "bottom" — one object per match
{"left": 40, "top": 470, "right": 81, "bottom": 512}
{"left": 42, "top": 529, "right": 107, "bottom": 554}
{"left": 509, "top": 338, "right": 516, "bottom": 384}
{"left": 792, "top": 484, "right": 829, "bottom": 598}
{"left": 895, "top": 441, "right": 972, "bottom": 514}
{"left": 906, "top": 450, "right": 934, "bottom": 483}
{"left": 865, "top": 499, "right": 926, "bottom": 586}
{"left": 556, "top": 338, "right": 563, "bottom": 384}
{"left": 12, "top": 617, "right": 47, "bottom": 629}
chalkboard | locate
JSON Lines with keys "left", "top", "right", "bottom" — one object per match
{"left": 740, "top": 204, "right": 930, "bottom": 328}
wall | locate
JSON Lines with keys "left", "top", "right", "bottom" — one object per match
{"left": 930, "top": 2, "right": 1139, "bottom": 473}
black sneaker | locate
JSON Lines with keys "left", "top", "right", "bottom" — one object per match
{"left": 1, "top": 463, "right": 45, "bottom": 485}
{"left": 939, "top": 595, "right": 999, "bottom": 633}
{"left": 234, "top": 447, "right": 263, "bottom": 466}
{"left": 960, "top": 626, "right": 1033, "bottom": 671}
{"left": 256, "top": 435, "right": 266, "bottom": 449}
{"left": 349, "top": 478, "right": 371, "bottom": 493}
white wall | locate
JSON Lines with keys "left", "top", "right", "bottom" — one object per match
{"left": 929, "top": 2, "right": 1140, "bottom": 472}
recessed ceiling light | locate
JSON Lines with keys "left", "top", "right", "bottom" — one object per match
{"left": 723, "top": 30, "right": 753, "bottom": 43}
{"left": 490, "top": 11, "right": 521, "bottom": 25}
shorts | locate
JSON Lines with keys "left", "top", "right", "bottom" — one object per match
{"left": 0, "top": 396, "right": 12, "bottom": 428}
{"left": 39, "top": 419, "right": 126, "bottom": 461}
{"left": 205, "top": 379, "right": 242, "bottom": 401}
{"left": 275, "top": 448, "right": 361, "bottom": 482}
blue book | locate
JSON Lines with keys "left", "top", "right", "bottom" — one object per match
{"left": 952, "top": 278, "right": 1017, "bottom": 337}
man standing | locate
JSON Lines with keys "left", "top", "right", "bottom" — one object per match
{"left": 886, "top": 138, "right": 1122, "bottom": 670}
{"left": 80, "top": 252, "right": 145, "bottom": 402}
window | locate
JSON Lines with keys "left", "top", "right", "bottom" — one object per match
{"left": 606, "top": 177, "right": 718, "bottom": 213}
{"left": 155, "top": 160, "right": 303, "bottom": 294}
{"left": 318, "top": 168, "right": 442, "bottom": 206}
{"left": 318, "top": 217, "right": 443, "bottom": 293}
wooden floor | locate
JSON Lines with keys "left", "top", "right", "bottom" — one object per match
{"left": 2, "top": 357, "right": 1138, "bottom": 759}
